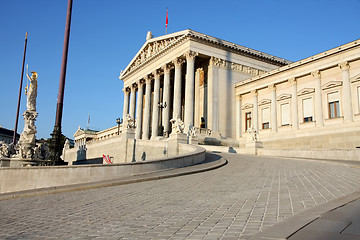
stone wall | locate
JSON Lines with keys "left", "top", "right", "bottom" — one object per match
{"left": 0, "top": 144, "right": 205, "bottom": 194}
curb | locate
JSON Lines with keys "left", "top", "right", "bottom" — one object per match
{"left": 0, "top": 154, "right": 227, "bottom": 201}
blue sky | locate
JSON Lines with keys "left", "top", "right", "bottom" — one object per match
{"left": 1, "top": 0, "right": 359, "bottom": 139}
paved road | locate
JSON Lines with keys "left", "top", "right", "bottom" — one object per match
{"left": 1, "top": 153, "right": 360, "bottom": 240}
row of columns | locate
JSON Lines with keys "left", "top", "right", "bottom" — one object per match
{"left": 235, "top": 62, "right": 354, "bottom": 138}
{"left": 122, "top": 50, "right": 198, "bottom": 140}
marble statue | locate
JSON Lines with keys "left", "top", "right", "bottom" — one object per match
{"left": 170, "top": 115, "right": 185, "bottom": 134}
{"left": 188, "top": 124, "right": 197, "bottom": 137}
{"left": 26, "top": 71, "right": 38, "bottom": 111}
{"left": 126, "top": 114, "right": 135, "bottom": 129}
{"left": 247, "top": 127, "right": 259, "bottom": 142}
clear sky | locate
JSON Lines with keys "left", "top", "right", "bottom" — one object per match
{"left": 1, "top": 0, "right": 359, "bottom": 140}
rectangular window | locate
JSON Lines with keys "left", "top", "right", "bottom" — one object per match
{"left": 302, "top": 98, "right": 313, "bottom": 122}
{"left": 328, "top": 92, "right": 340, "bottom": 118}
{"left": 261, "top": 108, "right": 270, "bottom": 129}
{"left": 281, "top": 103, "right": 290, "bottom": 126}
{"left": 245, "top": 112, "right": 252, "bottom": 131}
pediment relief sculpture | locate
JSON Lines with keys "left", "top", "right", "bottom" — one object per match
{"left": 321, "top": 80, "right": 343, "bottom": 90}
{"left": 277, "top": 94, "right": 292, "bottom": 101}
{"left": 297, "top": 88, "right": 315, "bottom": 96}
{"left": 258, "top": 99, "right": 271, "bottom": 106}
{"left": 122, "top": 35, "right": 183, "bottom": 77}
{"left": 242, "top": 103, "right": 254, "bottom": 110}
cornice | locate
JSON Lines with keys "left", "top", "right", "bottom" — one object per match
{"left": 235, "top": 39, "right": 360, "bottom": 89}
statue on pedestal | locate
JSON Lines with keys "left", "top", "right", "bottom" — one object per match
{"left": 170, "top": 115, "right": 185, "bottom": 134}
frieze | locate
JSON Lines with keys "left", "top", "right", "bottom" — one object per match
{"left": 209, "top": 56, "right": 265, "bottom": 76}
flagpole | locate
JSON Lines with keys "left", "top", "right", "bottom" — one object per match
{"left": 50, "top": 0, "right": 73, "bottom": 165}
{"left": 166, "top": 8, "right": 168, "bottom": 35}
{"left": 13, "top": 32, "right": 28, "bottom": 146}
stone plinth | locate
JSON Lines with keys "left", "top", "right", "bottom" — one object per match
{"left": 168, "top": 133, "right": 187, "bottom": 154}
{"left": 245, "top": 141, "right": 263, "bottom": 155}
{"left": 122, "top": 128, "right": 135, "bottom": 139}
{"left": 189, "top": 136, "right": 199, "bottom": 145}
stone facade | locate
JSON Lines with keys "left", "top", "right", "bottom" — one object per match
{"left": 235, "top": 39, "right": 360, "bottom": 150}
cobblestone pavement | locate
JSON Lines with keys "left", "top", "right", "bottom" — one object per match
{"left": 1, "top": 153, "right": 360, "bottom": 240}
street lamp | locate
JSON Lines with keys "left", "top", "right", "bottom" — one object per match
{"left": 158, "top": 102, "right": 167, "bottom": 136}
{"left": 116, "top": 118, "right": 122, "bottom": 135}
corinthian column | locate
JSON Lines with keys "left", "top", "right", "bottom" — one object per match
{"left": 289, "top": 78, "right": 299, "bottom": 130}
{"left": 135, "top": 80, "right": 144, "bottom": 139}
{"left": 252, "top": 90, "right": 259, "bottom": 132}
{"left": 129, "top": 83, "right": 137, "bottom": 120}
{"left": 122, "top": 87, "right": 130, "bottom": 121}
{"left": 184, "top": 50, "right": 198, "bottom": 131}
{"left": 172, "top": 57, "right": 185, "bottom": 119}
{"left": 269, "top": 84, "right": 277, "bottom": 132}
{"left": 339, "top": 62, "right": 353, "bottom": 122}
{"left": 162, "top": 63, "right": 173, "bottom": 137}
{"left": 142, "top": 75, "right": 152, "bottom": 140}
{"left": 151, "top": 70, "right": 162, "bottom": 139}
{"left": 312, "top": 70, "right": 323, "bottom": 126}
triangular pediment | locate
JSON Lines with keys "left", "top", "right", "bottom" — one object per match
{"left": 258, "top": 99, "right": 271, "bottom": 106}
{"left": 120, "top": 29, "right": 291, "bottom": 80}
{"left": 277, "top": 94, "right": 292, "bottom": 101}
{"left": 297, "top": 88, "right": 315, "bottom": 96}
{"left": 321, "top": 80, "right": 342, "bottom": 90}
{"left": 120, "top": 30, "right": 189, "bottom": 78}
{"left": 73, "top": 127, "right": 85, "bottom": 138}
{"left": 242, "top": 103, "right": 254, "bottom": 110}
{"left": 351, "top": 74, "right": 360, "bottom": 83}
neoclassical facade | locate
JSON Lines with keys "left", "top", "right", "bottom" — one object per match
{"left": 72, "top": 30, "right": 359, "bottom": 158}
{"left": 119, "top": 29, "right": 290, "bottom": 140}
{"left": 235, "top": 39, "right": 360, "bottom": 150}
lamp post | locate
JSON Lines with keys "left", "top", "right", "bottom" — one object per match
{"left": 116, "top": 118, "right": 121, "bottom": 135}
{"left": 158, "top": 102, "right": 167, "bottom": 136}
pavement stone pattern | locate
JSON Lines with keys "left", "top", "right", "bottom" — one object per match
{"left": 1, "top": 153, "right": 360, "bottom": 240}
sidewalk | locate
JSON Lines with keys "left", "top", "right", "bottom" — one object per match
{"left": 250, "top": 191, "right": 360, "bottom": 240}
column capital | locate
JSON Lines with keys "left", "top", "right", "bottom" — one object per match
{"left": 144, "top": 74, "right": 154, "bottom": 83}
{"left": 153, "top": 69, "right": 163, "bottom": 79}
{"left": 138, "top": 78, "right": 145, "bottom": 86}
{"left": 288, "top": 77, "right": 297, "bottom": 85}
{"left": 311, "top": 70, "right": 321, "bottom": 78}
{"left": 184, "top": 50, "right": 198, "bottom": 60}
{"left": 268, "top": 84, "right": 276, "bottom": 90}
{"left": 163, "top": 63, "right": 174, "bottom": 74}
{"left": 339, "top": 61, "right": 350, "bottom": 70}
{"left": 131, "top": 82, "right": 138, "bottom": 90}
{"left": 251, "top": 89, "right": 258, "bottom": 95}
{"left": 123, "top": 86, "right": 131, "bottom": 93}
{"left": 173, "top": 57, "right": 185, "bottom": 68}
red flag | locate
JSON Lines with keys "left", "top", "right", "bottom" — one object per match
{"left": 166, "top": 8, "right": 168, "bottom": 28}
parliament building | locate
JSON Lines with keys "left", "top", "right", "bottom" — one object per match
{"left": 75, "top": 29, "right": 360, "bottom": 160}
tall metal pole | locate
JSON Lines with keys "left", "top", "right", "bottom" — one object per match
{"left": 51, "top": 0, "right": 73, "bottom": 165}
{"left": 13, "top": 32, "right": 28, "bottom": 146}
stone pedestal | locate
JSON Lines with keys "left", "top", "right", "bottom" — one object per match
{"left": 122, "top": 128, "right": 135, "bottom": 139}
{"left": 168, "top": 133, "right": 187, "bottom": 155}
{"left": 189, "top": 136, "right": 198, "bottom": 145}
{"left": 245, "top": 141, "right": 263, "bottom": 155}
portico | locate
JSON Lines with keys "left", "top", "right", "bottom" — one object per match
{"left": 120, "top": 29, "right": 288, "bottom": 140}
